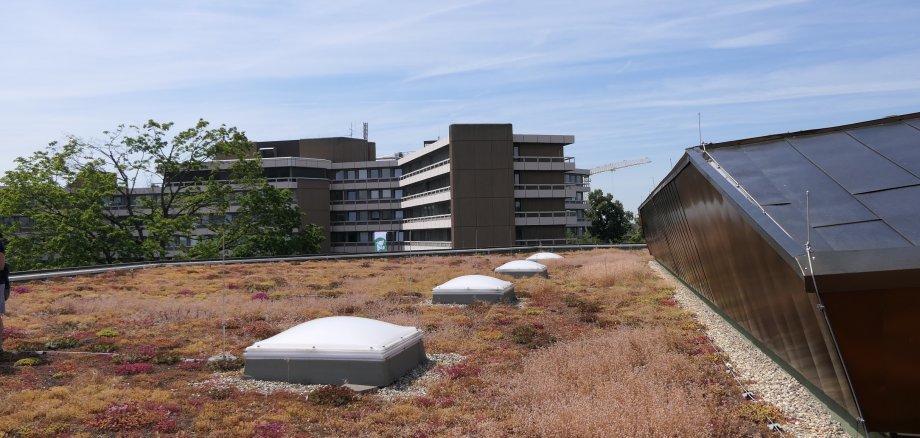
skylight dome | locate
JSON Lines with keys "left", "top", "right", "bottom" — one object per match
{"left": 527, "top": 252, "right": 564, "bottom": 261}
{"left": 494, "top": 260, "right": 548, "bottom": 278}
{"left": 432, "top": 274, "right": 515, "bottom": 304}
{"left": 244, "top": 316, "right": 425, "bottom": 386}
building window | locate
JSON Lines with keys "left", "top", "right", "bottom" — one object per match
{"left": 358, "top": 169, "right": 368, "bottom": 179}
{"left": 382, "top": 189, "right": 392, "bottom": 199}
{"left": 381, "top": 168, "right": 391, "bottom": 178}
{"left": 370, "top": 190, "right": 380, "bottom": 200}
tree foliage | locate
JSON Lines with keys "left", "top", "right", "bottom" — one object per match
{"left": 585, "top": 189, "right": 635, "bottom": 243}
{"left": 0, "top": 120, "right": 323, "bottom": 269}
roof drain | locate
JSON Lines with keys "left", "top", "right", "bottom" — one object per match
{"left": 803, "top": 190, "right": 867, "bottom": 437}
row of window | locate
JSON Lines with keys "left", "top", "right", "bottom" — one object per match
{"left": 333, "top": 168, "right": 402, "bottom": 181}
{"left": 331, "top": 231, "right": 407, "bottom": 243}
{"left": 330, "top": 189, "right": 404, "bottom": 201}
{"left": 331, "top": 210, "right": 404, "bottom": 222}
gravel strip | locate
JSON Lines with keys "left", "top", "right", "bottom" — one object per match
{"left": 375, "top": 352, "right": 466, "bottom": 400}
{"left": 649, "top": 262, "right": 848, "bottom": 438}
{"left": 189, "top": 352, "right": 468, "bottom": 401}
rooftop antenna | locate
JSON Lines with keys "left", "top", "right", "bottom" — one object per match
{"left": 363, "top": 122, "right": 369, "bottom": 141}
{"left": 349, "top": 122, "right": 354, "bottom": 138}
{"left": 698, "top": 112, "right": 706, "bottom": 153}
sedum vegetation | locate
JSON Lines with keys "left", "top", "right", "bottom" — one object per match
{"left": 0, "top": 249, "right": 779, "bottom": 436}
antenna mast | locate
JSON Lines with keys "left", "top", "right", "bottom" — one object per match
{"left": 363, "top": 122, "right": 369, "bottom": 141}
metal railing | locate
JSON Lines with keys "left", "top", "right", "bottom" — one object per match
{"left": 514, "top": 210, "right": 576, "bottom": 218}
{"left": 329, "top": 219, "right": 402, "bottom": 226}
{"left": 513, "top": 156, "right": 574, "bottom": 163}
{"left": 401, "top": 186, "right": 450, "bottom": 202}
{"left": 402, "top": 214, "right": 451, "bottom": 224}
{"left": 514, "top": 238, "right": 571, "bottom": 245}
{"left": 7, "top": 244, "right": 646, "bottom": 282}
{"left": 403, "top": 240, "right": 452, "bottom": 248}
{"left": 514, "top": 184, "right": 568, "bottom": 190}
{"left": 330, "top": 198, "right": 401, "bottom": 205}
{"left": 331, "top": 176, "right": 399, "bottom": 184}
{"left": 399, "top": 159, "right": 450, "bottom": 181}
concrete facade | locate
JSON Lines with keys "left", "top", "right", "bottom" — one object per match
{"left": 216, "top": 123, "right": 590, "bottom": 253}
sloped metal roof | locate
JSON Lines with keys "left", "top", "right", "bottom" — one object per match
{"left": 704, "top": 113, "right": 920, "bottom": 253}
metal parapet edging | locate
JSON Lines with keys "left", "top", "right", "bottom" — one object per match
{"left": 8, "top": 244, "right": 647, "bottom": 282}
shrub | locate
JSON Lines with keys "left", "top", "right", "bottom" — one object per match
{"left": 95, "top": 328, "right": 120, "bottom": 337}
{"left": 511, "top": 325, "right": 555, "bottom": 349}
{"left": 207, "top": 355, "right": 244, "bottom": 372}
{"left": 87, "top": 401, "right": 179, "bottom": 432}
{"left": 309, "top": 385, "right": 355, "bottom": 406}
{"left": 511, "top": 326, "right": 537, "bottom": 344}
{"left": 736, "top": 402, "right": 785, "bottom": 423}
{"left": 11, "top": 286, "right": 31, "bottom": 294}
{"left": 178, "top": 360, "right": 204, "bottom": 371}
{"left": 206, "top": 386, "right": 238, "bottom": 400}
{"left": 253, "top": 421, "right": 287, "bottom": 438}
{"left": 242, "top": 321, "right": 279, "bottom": 339}
{"left": 251, "top": 292, "right": 270, "bottom": 301}
{"left": 439, "top": 362, "right": 481, "bottom": 380}
{"left": 45, "top": 337, "right": 81, "bottom": 350}
{"left": 114, "top": 363, "right": 154, "bottom": 375}
{"left": 2, "top": 326, "right": 25, "bottom": 338}
{"left": 153, "top": 353, "right": 181, "bottom": 365}
{"left": 15, "top": 358, "right": 42, "bottom": 367}
{"left": 90, "top": 343, "right": 118, "bottom": 353}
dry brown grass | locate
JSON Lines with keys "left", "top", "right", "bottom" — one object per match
{"left": 0, "top": 249, "right": 777, "bottom": 437}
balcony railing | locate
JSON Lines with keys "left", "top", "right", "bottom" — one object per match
{"left": 399, "top": 159, "right": 450, "bottom": 181}
{"left": 402, "top": 214, "right": 451, "bottom": 224}
{"left": 330, "top": 198, "right": 401, "bottom": 205}
{"left": 514, "top": 211, "right": 576, "bottom": 218}
{"left": 401, "top": 186, "right": 450, "bottom": 202}
{"left": 514, "top": 184, "right": 568, "bottom": 191}
{"left": 403, "top": 240, "right": 452, "bottom": 248}
{"left": 514, "top": 238, "right": 570, "bottom": 246}
{"left": 329, "top": 219, "right": 402, "bottom": 226}
{"left": 513, "top": 156, "right": 574, "bottom": 163}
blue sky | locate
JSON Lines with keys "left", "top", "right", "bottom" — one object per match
{"left": 2, "top": 0, "right": 919, "bottom": 213}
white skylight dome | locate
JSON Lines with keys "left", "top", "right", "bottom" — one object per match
{"left": 494, "top": 260, "right": 548, "bottom": 277}
{"left": 432, "top": 275, "right": 515, "bottom": 304}
{"left": 244, "top": 316, "right": 426, "bottom": 386}
{"left": 527, "top": 252, "right": 564, "bottom": 261}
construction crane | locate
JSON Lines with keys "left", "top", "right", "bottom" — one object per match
{"left": 589, "top": 157, "right": 651, "bottom": 175}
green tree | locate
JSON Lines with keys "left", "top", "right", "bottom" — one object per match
{"left": 189, "top": 184, "right": 324, "bottom": 258}
{"left": 0, "top": 142, "right": 135, "bottom": 268}
{"left": 77, "top": 119, "right": 260, "bottom": 259}
{"left": 585, "top": 189, "right": 635, "bottom": 243}
{"left": 627, "top": 215, "right": 645, "bottom": 243}
{"left": 0, "top": 119, "right": 323, "bottom": 268}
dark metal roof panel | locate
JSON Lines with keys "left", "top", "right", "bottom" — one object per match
{"left": 707, "top": 146, "right": 788, "bottom": 205}
{"left": 855, "top": 185, "right": 920, "bottom": 246}
{"left": 786, "top": 132, "right": 920, "bottom": 194}
{"left": 704, "top": 115, "right": 920, "bottom": 253}
{"left": 711, "top": 140, "right": 879, "bottom": 228}
{"left": 813, "top": 220, "right": 912, "bottom": 251}
{"left": 846, "top": 123, "right": 920, "bottom": 177}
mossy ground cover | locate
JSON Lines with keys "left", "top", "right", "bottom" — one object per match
{"left": 0, "top": 249, "right": 778, "bottom": 436}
